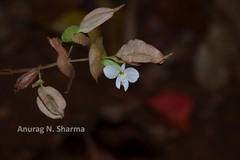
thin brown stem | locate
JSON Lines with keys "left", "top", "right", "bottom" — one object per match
{"left": 69, "top": 58, "right": 89, "bottom": 63}
{"left": 39, "top": 62, "right": 57, "bottom": 70}
{"left": 0, "top": 58, "right": 89, "bottom": 75}
{"left": 164, "top": 52, "right": 174, "bottom": 59}
{"left": 0, "top": 68, "right": 33, "bottom": 75}
{"left": 67, "top": 45, "right": 73, "bottom": 57}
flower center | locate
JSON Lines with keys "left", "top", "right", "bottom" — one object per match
{"left": 119, "top": 71, "right": 127, "bottom": 80}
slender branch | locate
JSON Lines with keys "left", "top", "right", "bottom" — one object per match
{"left": 164, "top": 52, "right": 174, "bottom": 59}
{"left": 67, "top": 45, "right": 73, "bottom": 58}
{"left": 69, "top": 58, "right": 89, "bottom": 63}
{"left": 0, "top": 58, "right": 89, "bottom": 75}
{"left": 0, "top": 68, "right": 33, "bottom": 75}
{"left": 38, "top": 67, "right": 42, "bottom": 80}
{"left": 39, "top": 62, "right": 57, "bottom": 70}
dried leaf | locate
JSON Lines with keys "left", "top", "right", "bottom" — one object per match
{"left": 14, "top": 68, "right": 38, "bottom": 92}
{"left": 61, "top": 25, "right": 90, "bottom": 46}
{"left": 88, "top": 37, "right": 106, "bottom": 83}
{"left": 71, "top": 32, "right": 90, "bottom": 46}
{"left": 65, "top": 63, "right": 75, "bottom": 93}
{"left": 116, "top": 39, "right": 173, "bottom": 64}
{"left": 79, "top": 4, "right": 125, "bottom": 33}
{"left": 37, "top": 86, "right": 66, "bottom": 119}
{"left": 48, "top": 37, "right": 71, "bottom": 77}
{"left": 95, "top": 37, "right": 107, "bottom": 56}
{"left": 48, "top": 37, "right": 76, "bottom": 93}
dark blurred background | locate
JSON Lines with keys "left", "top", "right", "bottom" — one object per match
{"left": 0, "top": 0, "right": 240, "bottom": 159}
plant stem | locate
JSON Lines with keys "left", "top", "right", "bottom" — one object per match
{"left": 69, "top": 58, "right": 89, "bottom": 63}
{"left": 67, "top": 45, "right": 73, "bottom": 57}
{"left": 39, "top": 62, "right": 57, "bottom": 70}
{"left": 0, "top": 58, "right": 89, "bottom": 75}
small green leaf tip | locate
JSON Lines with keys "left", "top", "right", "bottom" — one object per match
{"left": 32, "top": 79, "right": 44, "bottom": 88}
{"left": 61, "top": 25, "right": 79, "bottom": 42}
{"left": 103, "top": 59, "right": 121, "bottom": 69}
{"left": 61, "top": 25, "right": 90, "bottom": 46}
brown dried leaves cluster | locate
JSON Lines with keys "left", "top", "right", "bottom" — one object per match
{"left": 10, "top": 5, "right": 127, "bottom": 120}
{"left": 9, "top": 4, "right": 174, "bottom": 120}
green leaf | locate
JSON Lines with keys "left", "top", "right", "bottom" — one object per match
{"left": 102, "top": 59, "right": 120, "bottom": 69}
{"left": 32, "top": 79, "right": 44, "bottom": 88}
{"left": 61, "top": 25, "right": 79, "bottom": 42}
{"left": 61, "top": 25, "right": 90, "bottom": 46}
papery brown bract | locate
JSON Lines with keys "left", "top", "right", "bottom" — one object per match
{"left": 48, "top": 37, "right": 75, "bottom": 92}
{"left": 88, "top": 37, "right": 106, "bottom": 83}
{"left": 95, "top": 37, "right": 107, "bottom": 57}
{"left": 37, "top": 86, "right": 66, "bottom": 119}
{"left": 79, "top": 4, "right": 125, "bottom": 33}
{"left": 72, "top": 32, "right": 90, "bottom": 46}
{"left": 65, "top": 63, "right": 75, "bottom": 93}
{"left": 14, "top": 68, "right": 38, "bottom": 92}
{"left": 48, "top": 37, "right": 71, "bottom": 77}
{"left": 116, "top": 39, "right": 173, "bottom": 64}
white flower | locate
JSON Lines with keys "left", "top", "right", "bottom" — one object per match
{"left": 103, "top": 63, "right": 139, "bottom": 91}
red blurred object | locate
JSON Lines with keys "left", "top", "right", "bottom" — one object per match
{"left": 147, "top": 92, "right": 193, "bottom": 132}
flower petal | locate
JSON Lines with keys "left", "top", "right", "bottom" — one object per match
{"left": 125, "top": 68, "right": 139, "bottom": 83}
{"left": 122, "top": 79, "right": 129, "bottom": 91}
{"left": 115, "top": 76, "right": 121, "bottom": 89}
{"left": 120, "top": 63, "right": 126, "bottom": 72}
{"left": 103, "top": 65, "right": 120, "bottom": 79}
